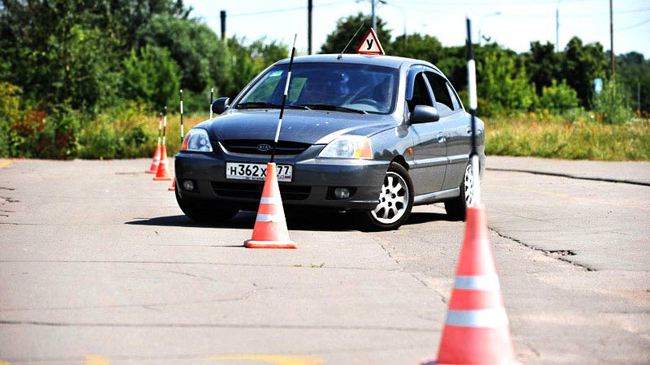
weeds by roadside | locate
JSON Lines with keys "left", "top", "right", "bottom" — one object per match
{"left": 485, "top": 111, "right": 650, "bottom": 161}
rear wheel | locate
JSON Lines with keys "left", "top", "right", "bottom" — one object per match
{"left": 175, "top": 187, "right": 239, "bottom": 224}
{"left": 445, "top": 161, "right": 475, "bottom": 221}
{"left": 355, "top": 162, "right": 414, "bottom": 231}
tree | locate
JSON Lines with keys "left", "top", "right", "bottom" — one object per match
{"left": 123, "top": 45, "right": 180, "bottom": 110}
{"left": 525, "top": 41, "right": 561, "bottom": 95}
{"left": 320, "top": 13, "right": 391, "bottom": 54}
{"left": 225, "top": 37, "right": 288, "bottom": 98}
{"left": 389, "top": 33, "right": 444, "bottom": 64}
{"left": 477, "top": 46, "right": 536, "bottom": 115}
{"left": 136, "top": 15, "right": 230, "bottom": 94}
{"left": 560, "top": 37, "right": 608, "bottom": 107}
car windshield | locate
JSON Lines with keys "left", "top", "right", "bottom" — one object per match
{"left": 236, "top": 63, "right": 398, "bottom": 114}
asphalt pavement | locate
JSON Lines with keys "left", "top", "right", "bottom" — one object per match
{"left": 0, "top": 157, "right": 648, "bottom": 364}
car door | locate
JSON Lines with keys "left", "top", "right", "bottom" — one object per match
{"left": 424, "top": 73, "right": 471, "bottom": 191}
{"left": 406, "top": 69, "right": 447, "bottom": 195}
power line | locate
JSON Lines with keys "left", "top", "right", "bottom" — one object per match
{"left": 618, "top": 18, "right": 650, "bottom": 31}
{"left": 391, "top": 0, "right": 596, "bottom": 6}
{"left": 223, "top": 0, "right": 353, "bottom": 18}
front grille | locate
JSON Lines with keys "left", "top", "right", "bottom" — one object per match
{"left": 220, "top": 140, "right": 310, "bottom": 156}
{"left": 212, "top": 182, "right": 311, "bottom": 200}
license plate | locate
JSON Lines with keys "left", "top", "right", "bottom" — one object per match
{"left": 225, "top": 162, "right": 293, "bottom": 182}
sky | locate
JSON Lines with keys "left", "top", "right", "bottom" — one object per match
{"left": 185, "top": 0, "right": 650, "bottom": 58}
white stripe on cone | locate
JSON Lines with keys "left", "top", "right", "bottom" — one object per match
{"left": 446, "top": 308, "right": 509, "bottom": 328}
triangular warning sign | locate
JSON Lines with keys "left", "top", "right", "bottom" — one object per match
{"left": 356, "top": 28, "right": 385, "bottom": 55}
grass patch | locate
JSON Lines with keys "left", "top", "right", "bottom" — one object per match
{"left": 485, "top": 112, "right": 650, "bottom": 161}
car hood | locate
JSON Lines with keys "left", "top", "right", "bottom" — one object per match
{"left": 208, "top": 109, "right": 396, "bottom": 145}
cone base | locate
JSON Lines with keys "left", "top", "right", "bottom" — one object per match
{"left": 421, "top": 360, "right": 522, "bottom": 365}
{"left": 153, "top": 176, "right": 172, "bottom": 181}
{"left": 244, "top": 239, "right": 297, "bottom": 249}
{"left": 168, "top": 187, "right": 175, "bottom": 191}
{"left": 146, "top": 170, "right": 157, "bottom": 174}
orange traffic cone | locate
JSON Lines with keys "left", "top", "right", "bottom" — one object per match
{"left": 146, "top": 144, "right": 161, "bottom": 174}
{"left": 168, "top": 177, "right": 176, "bottom": 191}
{"left": 153, "top": 145, "right": 172, "bottom": 181}
{"left": 422, "top": 205, "right": 519, "bottom": 365}
{"left": 244, "top": 163, "right": 297, "bottom": 249}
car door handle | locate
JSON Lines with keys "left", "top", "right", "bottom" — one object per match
{"left": 466, "top": 126, "right": 472, "bottom": 134}
{"left": 437, "top": 133, "right": 446, "bottom": 143}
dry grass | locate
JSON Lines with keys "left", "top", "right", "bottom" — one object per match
{"left": 484, "top": 112, "right": 650, "bottom": 161}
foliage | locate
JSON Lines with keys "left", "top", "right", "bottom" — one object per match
{"left": 319, "top": 13, "right": 392, "bottom": 54}
{"left": 593, "top": 78, "right": 634, "bottom": 124}
{"left": 525, "top": 41, "right": 561, "bottom": 95}
{"left": 485, "top": 113, "right": 650, "bottom": 161}
{"left": 136, "top": 15, "right": 230, "bottom": 95}
{"left": 389, "top": 33, "right": 444, "bottom": 64}
{"left": 477, "top": 46, "right": 536, "bottom": 115}
{"left": 538, "top": 80, "right": 580, "bottom": 113}
{"left": 224, "top": 37, "right": 288, "bottom": 98}
{"left": 560, "top": 37, "right": 608, "bottom": 108}
{"left": 123, "top": 45, "right": 180, "bottom": 110}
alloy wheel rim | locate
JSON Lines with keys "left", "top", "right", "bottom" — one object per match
{"left": 371, "top": 172, "right": 409, "bottom": 225}
{"left": 464, "top": 164, "right": 474, "bottom": 206}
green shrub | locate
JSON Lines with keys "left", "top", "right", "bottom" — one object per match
{"left": 77, "top": 102, "right": 155, "bottom": 159}
{"left": 593, "top": 78, "right": 634, "bottom": 124}
{"left": 123, "top": 45, "right": 180, "bottom": 111}
{"left": 539, "top": 79, "right": 580, "bottom": 113}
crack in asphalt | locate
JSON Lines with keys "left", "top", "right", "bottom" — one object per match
{"left": 0, "top": 320, "right": 435, "bottom": 332}
{"left": 490, "top": 228, "right": 596, "bottom": 271}
{"left": 486, "top": 167, "right": 650, "bottom": 187}
{"left": 372, "top": 233, "right": 449, "bottom": 304}
{"left": 0, "top": 288, "right": 263, "bottom": 313}
{"left": 0, "top": 260, "right": 400, "bottom": 273}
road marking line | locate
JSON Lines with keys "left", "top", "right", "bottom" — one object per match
{"left": 0, "top": 159, "right": 14, "bottom": 168}
{"left": 486, "top": 184, "right": 650, "bottom": 212}
{"left": 84, "top": 356, "right": 111, "bottom": 365}
{"left": 210, "top": 355, "right": 324, "bottom": 365}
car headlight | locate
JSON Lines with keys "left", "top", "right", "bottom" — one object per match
{"left": 182, "top": 129, "right": 213, "bottom": 152}
{"left": 319, "top": 135, "right": 372, "bottom": 159}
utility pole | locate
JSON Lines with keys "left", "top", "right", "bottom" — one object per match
{"left": 220, "top": 10, "right": 227, "bottom": 42}
{"left": 371, "top": 0, "right": 376, "bottom": 31}
{"left": 609, "top": 0, "right": 615, "bottom": 76}
{"left": 308, "top": 0, "right": 313, "bottom": 55}
{"left": 556, "top": 6, "right": 560, "bottom": 52}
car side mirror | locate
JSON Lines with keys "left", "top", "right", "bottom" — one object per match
{"left": 211, "top": 97, "right": 230, "bottom": 115}
{"left": 410, "top": 105, "right": 440, "bottom": 123}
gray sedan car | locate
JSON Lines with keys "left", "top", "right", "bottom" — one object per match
{"left": 174, "top": 54, "right": 485, "bottom": 230}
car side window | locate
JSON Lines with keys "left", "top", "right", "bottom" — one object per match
{"left": 425, "top": 72, "right": 455, "bottom": 117}
{"left": 447, "top": 82, "right": 463, "bottom": 110}
{"left": 407, "top": 73, "right": 433, "bottom": 113}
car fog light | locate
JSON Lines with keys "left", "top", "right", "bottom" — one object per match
{"left": 334, "top": 188, "right": 350, "bottom": 199}
{"left": 182, "top": 180, "right": 195, "bottom": 191}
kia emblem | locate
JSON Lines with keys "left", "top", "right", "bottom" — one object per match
{"left": 257, "top": 143, "right": 272, "bottom": 152}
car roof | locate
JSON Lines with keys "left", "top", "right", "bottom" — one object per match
{"left": 274, "top": 54, "right": 441, "bottom": 73}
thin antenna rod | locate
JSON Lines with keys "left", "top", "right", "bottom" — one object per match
{"left": 338, "top": 22, "right": 365, "bottom": 59}
{"left": 466, "top": 16, "right": 481, "bottom": 206}
{"left": 271, "top": 34, "right": 297, "bottom": 163}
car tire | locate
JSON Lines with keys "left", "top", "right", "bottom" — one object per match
{"left": 355, "top": 162, "right": 414, "bottom": 231}
{"left": 444, "top": 161, "right": 476, "bottom": 221}
{"left": 175, "top": 187, "right": 239, "bottom": 224}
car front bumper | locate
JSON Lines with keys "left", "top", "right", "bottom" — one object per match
{"left": 174, "top": 147, "right": 388, "bottom": 211}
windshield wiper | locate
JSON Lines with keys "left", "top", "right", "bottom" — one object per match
{"left": 295, "top": 103, "right": 367, "bottom": 114}
{"left": 237, "top": 102, "right": 310, "bottom": 110}
{"left": 237, "top": 102, "right": 281, "bottom": 109}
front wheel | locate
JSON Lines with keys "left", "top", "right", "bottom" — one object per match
{"left": 444, "top": 161, "right": 476, "bottom": 221}
{"left": 355, "top": 162, "right": 414, "bottom": 231}
{"left": 175, "top": 187, "right": 239, "bottom": 224}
